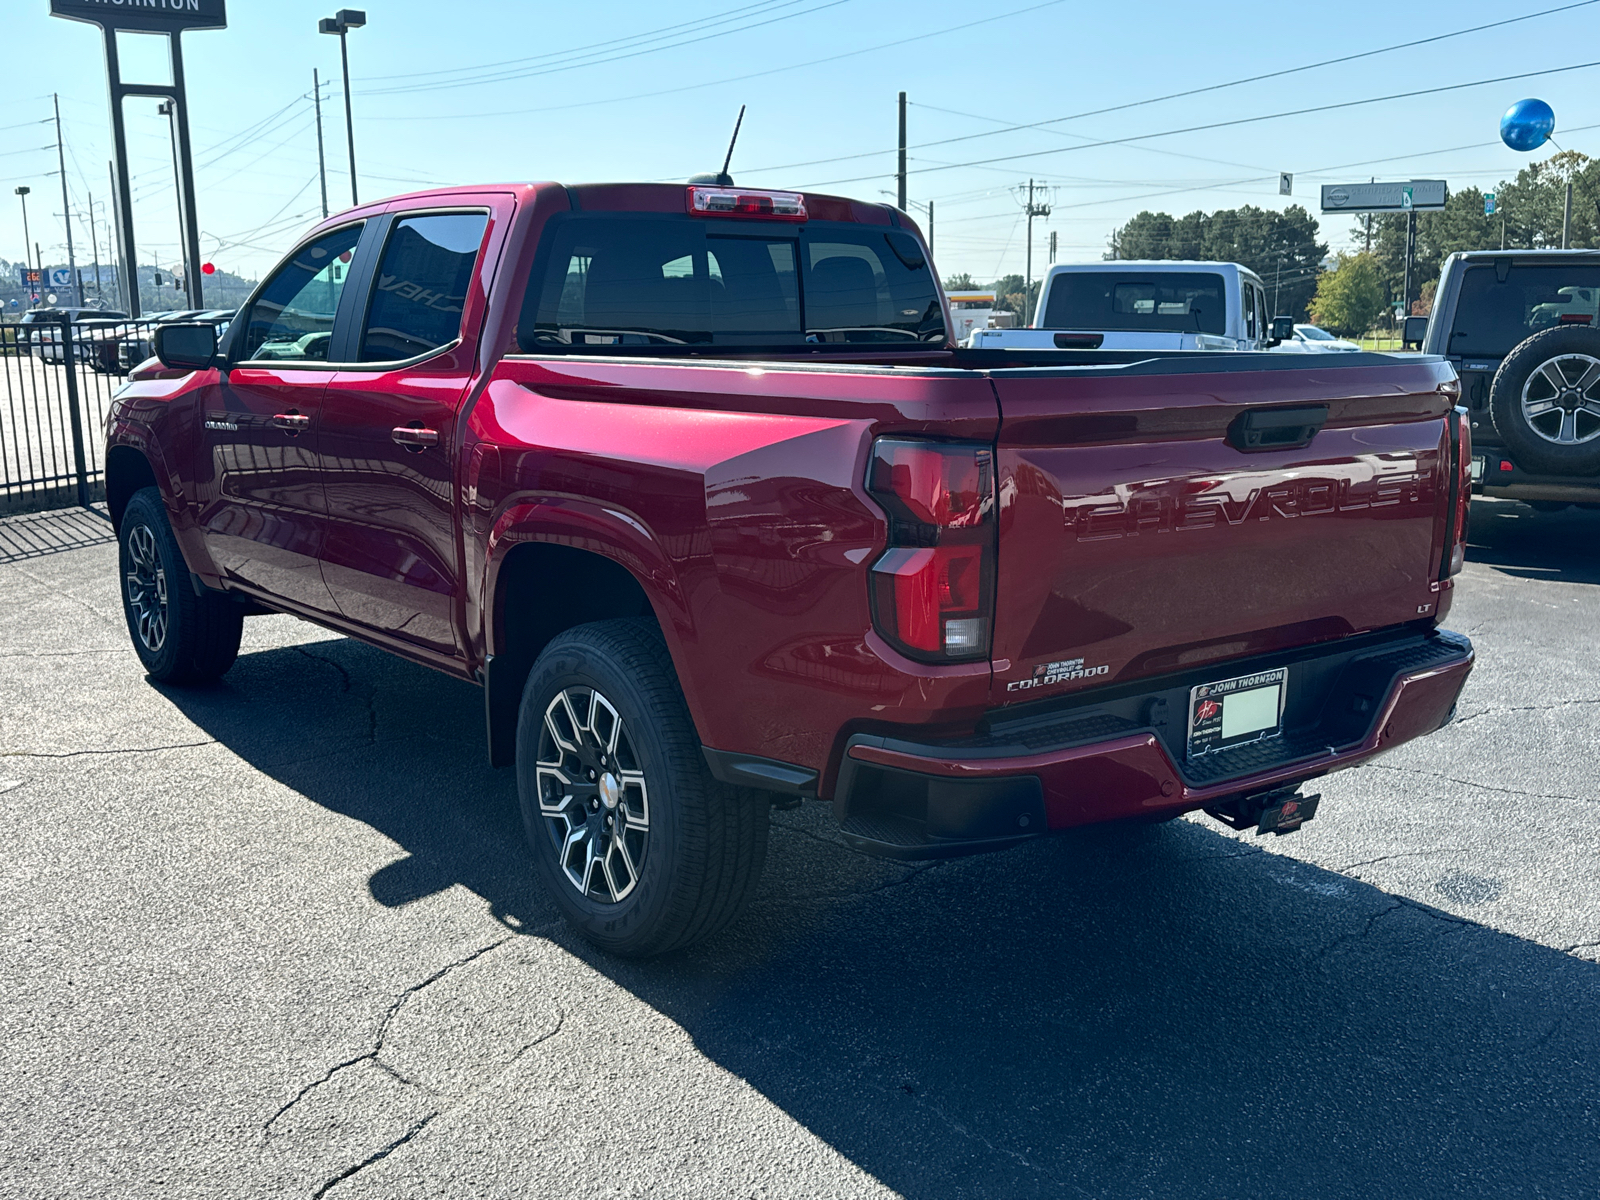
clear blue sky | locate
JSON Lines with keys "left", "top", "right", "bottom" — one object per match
{"left": 2, "top": 0, "right": 1597, "bottom": 285}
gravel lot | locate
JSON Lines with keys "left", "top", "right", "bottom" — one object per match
{"left": 2, "top": 497, "right": 1597, "bottom": 1199}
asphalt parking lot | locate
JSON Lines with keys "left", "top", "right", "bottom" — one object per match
{"left": 2, "top": 497, "right": 1598, "bottom": 1199}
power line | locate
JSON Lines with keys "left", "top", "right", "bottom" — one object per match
{"left": 359, "top": 0, "right": 851, "bottom": 97}
{"left": 356, "top": 0, "right": 811, "bottom": 84}
{"left": 745, "top": 0, "right": 1600, "bottom": 179}
{"left": 359, "top": 0, "right": 1070, "bottom": 122}
{"left": 796, "top": 60, "right": 1600, "bottom": 188}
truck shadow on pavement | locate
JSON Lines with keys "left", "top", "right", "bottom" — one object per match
{"left": 164, "top": 634, "right": 1600, "bottom": 1200}
{"left": 1467, "top": 498, "right": 1600, "bottom": 585}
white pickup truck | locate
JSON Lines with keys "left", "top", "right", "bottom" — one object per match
{"left": 967, "top": 260, "right": 1291, "bottom": 352}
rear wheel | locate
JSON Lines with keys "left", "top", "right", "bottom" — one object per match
{"left": 1490, "top": 325, "right": 1600, "bottom": 475}
{"left": 119, "top": 487, "right": 242, "bottom": 683}
{"left": 515, "top": 620, "right": 769, "bottom": 957}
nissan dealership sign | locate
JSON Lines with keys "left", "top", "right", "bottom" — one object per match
{"left": 1320, "top": 180, "right": 1448, "bottom": 213}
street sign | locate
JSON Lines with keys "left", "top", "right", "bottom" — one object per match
{"left": 1485, "top": 192, "right": 1497, "bottom": 216}
{"left": 1320, "top": 180, "right": 1448, "bottom": 213}
{"left": 49, "top": 0, "right": 226, "bottom": 32}
{"left": 1279, "top": 172, "right": 1293, "bottom": 196}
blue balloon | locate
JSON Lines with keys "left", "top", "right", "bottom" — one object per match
{"left": 1501, "top": 98, "right": 1555, "bottom": 152}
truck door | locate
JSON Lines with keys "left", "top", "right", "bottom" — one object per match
{"left": 317, "top": 209, "right": 492, "bottom": 658}
{"left": 194, "top": 222, "right": 366, "bottom": 612}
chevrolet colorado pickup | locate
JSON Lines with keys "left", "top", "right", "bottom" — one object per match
{"left": 106, "top": 181, "right": 1475, "bottom": 956}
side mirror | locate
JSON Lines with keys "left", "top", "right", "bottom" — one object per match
{"left": 153, "top": 322, "right": 218, "bottom": 371}
{"left": 1269, "top": 316, "right": 1295, "bottom": 341}
{"left": 1402, "top": 315, "right": 1429, "bottom": 349}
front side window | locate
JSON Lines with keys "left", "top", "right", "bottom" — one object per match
{"left": 1243, "top": 282, "right": 1257, "bottom": 338}
{"left": 521, "top": 215, "right": 942, "bottom": 352}
{"left": 240, "top": 223, "right": 363, "bottom": 361}
{"left": 1041, "top": 271, "right": 1227, "bottom": 336}
{"left": 359, "top": 212, "right": 489, "bottom": 362}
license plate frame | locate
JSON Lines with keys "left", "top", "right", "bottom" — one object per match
{"left": 1187, "top": 667, "right": 1288, "bottom": 759}
{"left": 1470, "top": 455, "right": 1486, "bottom": 481}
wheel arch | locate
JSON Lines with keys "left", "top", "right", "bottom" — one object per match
{"left": 106, "top": 445, "right": 159, "bottom": 534}
{"left": 481, "top": 508, "right": 694, "bottom": 768}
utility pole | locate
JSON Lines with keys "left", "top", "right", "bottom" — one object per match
{"left": 1501, "top": 217, "right": 1506, "bottom": 250}
{"left": 1275, "top": 257, "right": 1282, "bottom": 315}
{"left": 926, "top": 199, "right": 933, "bottom": 256}
{"left": 896, "top": 91, "right": 907, "bottom": 212}
{"left": 1049, "top": 229, "right": 1057, "bottom": 265}
{"left": 86, "top": 193, "right": 103, "bottom": 302}
{"left": 1401, "top": 209, "right": 1416, "bottom": 317}
{"left": 1563, "top": 179, "right": 1573, "bottom": 249}
{"left": 53, "top": 94, "right": 81, "bottom": 307}
{"left": 1022, "top": 178, "right": 1051, "bottom": 319}
{"left": 313, "top": 69, "right": 330, "bottom": 219}
{"left": 157, "top": 100, "right": 186, "bottom": 297}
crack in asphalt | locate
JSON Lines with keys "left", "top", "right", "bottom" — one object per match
{"left": 10, "top": 564, "right": 119, "bottom": 625}
{"left": 1315, "top": 901, "right": 1404, "bottom": 962}
{"left": 1368, "top": 762, "right": 1598, "bottom": 805}
{"left": 309, "top": 1113, "right": 439, "bottom": 1200}
{"left": 1335, "top": 849, "right": 1470, "bottom": 873}
{"left": 291, "top": 646, "right": 378, "bottom": 743}
{"left": 1450, "top": 699, "right": 1600, "bottom": 727}
{"left": 0, "top": 739, "right": 217, "bottom": 759}
{"left": 262, "top": 937, "right": 513, "bottom": 1141}
{"left": 905, "top": 1090, "right": 1090, "bottom": 1197}
{"left": 0, "top": 647, "right": 129, "bottom": 658}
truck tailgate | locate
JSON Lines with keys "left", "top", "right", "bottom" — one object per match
{"left": 989, "top": 357, "right": 1458, "bottom": 704}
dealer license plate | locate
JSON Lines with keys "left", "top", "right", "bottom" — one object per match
{"left": 1187, "top": 667, "right": 1288, "bottom": 758}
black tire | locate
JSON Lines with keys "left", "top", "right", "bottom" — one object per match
{"left": 1489, "top": 325, "right": 1600, "bottom": 475}
{"left": 119, "top": 487, "right": 243, "bottom": 684}
{"left": 515, "top": 619, "right": 769, "bottom": 957}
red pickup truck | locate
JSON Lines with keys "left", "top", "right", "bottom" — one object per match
{"left": 106, "top": 181, "right": 1474, "bottom": 956}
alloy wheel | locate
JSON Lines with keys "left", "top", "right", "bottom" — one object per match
{"left": 1520, "top": 353, "right": 1600, "bottom": 445}
{"left": 535, "top": 686, "right": 650, "bottom": 903}
{"left": 124, "top": 523, "right": 169, "bottom": 653}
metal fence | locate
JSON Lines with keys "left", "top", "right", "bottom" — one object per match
{"left": 0, "top": 314, "right": 165, "bottom": 515}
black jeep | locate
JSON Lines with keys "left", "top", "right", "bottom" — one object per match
{"left": 1411, "top": 250, "right": 1600, "bottom": 509}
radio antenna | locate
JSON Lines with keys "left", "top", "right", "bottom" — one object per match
{"left": 718, "top": 105, "right": 746, "bottom": 185}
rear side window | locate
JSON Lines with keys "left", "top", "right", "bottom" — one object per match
{"left": 360, "top": 212, "right": 488, "bottom": 362}
{"left": 1450, "top": 264, "right": 1600, "bottom": 357}
{"left": 1041, "top": 271, "right": 1226, "bottom": 336}
{"left": 520, "top": 214, "right": 943, "bottom": 352}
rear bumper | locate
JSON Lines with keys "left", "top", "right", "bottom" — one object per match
{"left": 833, "top": 629, "right": 1473, "bottom": 859}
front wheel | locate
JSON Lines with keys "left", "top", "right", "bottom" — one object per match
{"left": 515, "top": 620, "right": 769, "bottom": 957}
{"left": 119, "top": 487, "right": 243, "bottom": 684}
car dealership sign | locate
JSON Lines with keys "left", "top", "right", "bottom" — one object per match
{"left": 1320, "top": 180, "right": 1447, "bottom": 213}
{"left": 49, "top": 0, "right": 226, "bottom": 32}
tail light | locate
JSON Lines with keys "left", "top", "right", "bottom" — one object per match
{"left": 686, "top": 186, "right": 807, "bottom": 221}
{"left": 1446, "top": 406, "right": 1471, "bottom": 577}
{"left": 866, "top": 438, "right": 995, "bottom": 661}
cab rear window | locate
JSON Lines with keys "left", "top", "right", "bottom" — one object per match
{"left": 1041, "top": 271, "right": 1226, "bottom": 336}
{"left": 519, "top": 214, "right": 944, "bottom": 352}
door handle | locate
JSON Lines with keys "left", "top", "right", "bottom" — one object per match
{"left": 391, "top": 425, "right": 440, "bottom": 448}
{"left": 271, "top": 411, "right": 310, "bottom": 432}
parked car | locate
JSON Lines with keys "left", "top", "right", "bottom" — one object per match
{"left": 107, "top": 181, "right": 1475, "bottom": 956}
{"left": 1408, "top": 249, "right": 1600, "bottom": 509}
{"left": 967, "top": 261, "right": 1293, "bottom": 352}
{"left": 116, "top": 310, "right": 233, "bottom": 373}
{"left": 18, "top": 307, "right": 129, "bottom": 360}
{"left": 1275, "top": 324, "right": 1362, "bottom": 353}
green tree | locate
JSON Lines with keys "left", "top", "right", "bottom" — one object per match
{"left": 1106, "top": 205, "right": 1327, "bottom": 319}
{"left": 943, "top": 272, "right": 979, "bottom": 291}
{"left": 991, "top": 273, "right": 1041, "bottom": 322}
{"left": 1309, "top": 252, "right": 1386, "bottom": 337}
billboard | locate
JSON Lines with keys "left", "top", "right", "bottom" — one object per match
{"left": 1320, "top": 180, "right": 1448, "bottom": 213}
{"left": 49, "top": 0, "right": 226, "bottom": 32}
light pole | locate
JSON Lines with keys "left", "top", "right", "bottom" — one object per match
{"left": 14, "top": 187, "right": 33, "bottom": 275}
{"left": 319, "top": 9, "right": 366, "bottom": 207}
